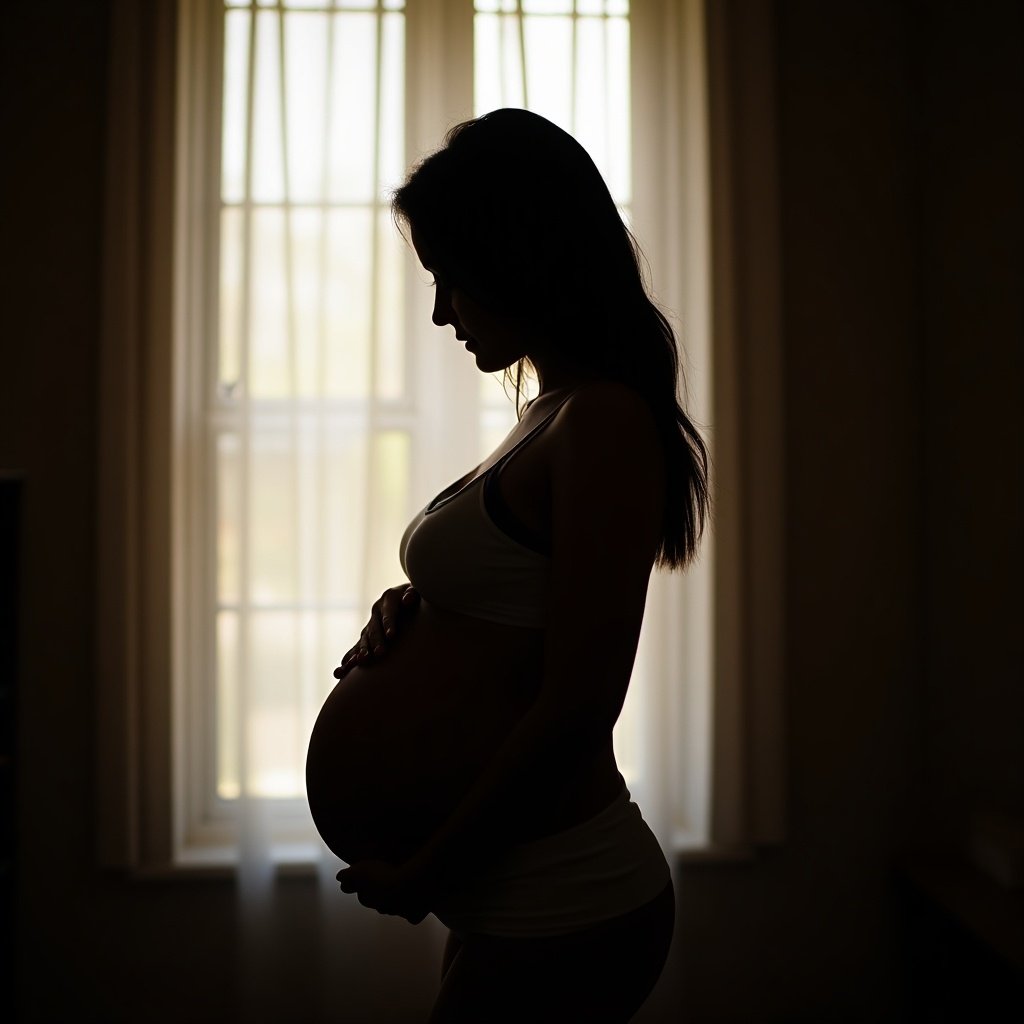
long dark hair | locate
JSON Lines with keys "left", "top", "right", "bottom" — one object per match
{"left": 391, "top": 108, "right": 708, "bottom": 569}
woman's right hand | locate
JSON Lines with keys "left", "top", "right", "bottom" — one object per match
{"left": 334, "top": 583, "right": 420, "bottom": 680}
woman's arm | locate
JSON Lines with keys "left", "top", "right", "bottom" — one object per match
{"left": 407, "top": 381, "right": 666, "bottom": 885}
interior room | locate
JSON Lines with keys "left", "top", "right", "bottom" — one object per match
{"left": 2, "top": 0, "right": 1021, "bottom": 1021}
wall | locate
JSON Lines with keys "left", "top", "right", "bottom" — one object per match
{"left": 917, "top": 0, "right": 1023, "bottom": 847}
{"left": 2, "top": 1, "right": 1020, "bottom": 1021}
{"left": 666, "top": 3, "right": 1022, "bottom": 1022}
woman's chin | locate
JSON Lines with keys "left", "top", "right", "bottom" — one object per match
{"left": 471, "top": 349, "right": 519, "bottom": 375}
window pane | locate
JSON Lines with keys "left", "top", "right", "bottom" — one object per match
{"left": 222, "top": 10, "right": 251, "bottom": 204}
{"left": 319, "top": 420, "right": 372, "bottom": 605}
{"left": 290, "top": 208, "right": 335, "bottom": 398}
{"left": 251, "top": 12, "right": 286, "bottom": 203}
{"left": 365, "top": 430, "right": 411, "bottom": 596}
{"left": 217, "top": 611, "right": 240, "bottom": 799}
{"left": 376, "top": 207, "right": 405, "bottom": 399}
{"left": 323, "top": 207, "right": 373, "bottom": 398}
{"left": 326, "top": 13, "right": 382, "bottom": 204}
{"left": 219, "top": 207, "right": 243, "bottom": 393}
{"left": 283, "top": 12, "right": 330, "bottom": 203}
{"left": 474, "top": 13, "right": 527, "bottom": 110}
{"left": 246, "top": 610, "right": 304, "bottom": 797}
{"left": 249, "top": 431, "right": 298, "bottom": 603}
{"left": 218, "top": 432, "right": 241, "bottom": 605}
{"left": 379, "top": 12, "right": 406, "bottom": 197}
{"left": 247, "top": 208, "right": 291, "bottom": 398}
{"left": 523, "top": 15, "right": 573, "bottom": 127}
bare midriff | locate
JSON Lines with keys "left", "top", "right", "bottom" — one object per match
{"left": 305, "top": 599, "right": 623, "bottom": 867}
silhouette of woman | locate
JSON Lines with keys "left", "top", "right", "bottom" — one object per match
{"left": 306, "top": 108, "right": 709, "bottom": 1023}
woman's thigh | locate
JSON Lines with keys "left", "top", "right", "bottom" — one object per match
{"left": 429, "top": 881, "right": 675, "bottom": 1024}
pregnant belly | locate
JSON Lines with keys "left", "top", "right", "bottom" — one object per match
{"left": 305, "top": 601, "right": 544, "bottom": 865}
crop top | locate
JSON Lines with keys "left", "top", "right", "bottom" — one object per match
{"left": 398, "top": 391, "right": 578, "bottom": 629}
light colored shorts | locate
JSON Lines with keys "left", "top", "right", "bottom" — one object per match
{"left": 431, "top": 783, "right": 671, "bottom": 938}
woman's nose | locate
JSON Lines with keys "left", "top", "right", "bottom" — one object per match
{"left": 432, "top": 286, "right": 454, "bottom": 327}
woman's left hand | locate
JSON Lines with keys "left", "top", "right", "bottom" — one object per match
{"left": 336, "top": 859, "right": 433, "bottom": 925}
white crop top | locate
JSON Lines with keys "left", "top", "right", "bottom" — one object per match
{"left": 398, "top": 393, "right": 576, "bottom": 629}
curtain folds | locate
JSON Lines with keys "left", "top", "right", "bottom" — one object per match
{"left": 704, "top": 0, "right": 787, "bottom": 853}
{"left": 628, "top": 0, "right": 715, "bottom": 858}
{"left": 96, "top": 0, "right": 178, "bottom": 871}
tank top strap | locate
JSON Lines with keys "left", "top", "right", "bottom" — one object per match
{"left": 486, "top": 386, "right": 581, "bottom": 478}
{"left": 425, "top": 387, "right": 583, "bottom": 515}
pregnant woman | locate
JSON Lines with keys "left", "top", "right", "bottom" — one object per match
{"left": 305, "top": 108, "right": 708, "bottom": 1023}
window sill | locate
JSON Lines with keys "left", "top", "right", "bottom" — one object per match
{"left": 676, "top": 844, "right": 761, "bottom": 867}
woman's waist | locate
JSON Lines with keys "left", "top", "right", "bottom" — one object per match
{"left": 503, "top": 746, "right": 624, "bottom": 843}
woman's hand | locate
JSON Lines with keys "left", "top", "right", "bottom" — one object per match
{"left": 334, "top": 583, "right": 420, "bottom": 679}
{"left": 336, "top": 859, "right": 433, "bottom": 925}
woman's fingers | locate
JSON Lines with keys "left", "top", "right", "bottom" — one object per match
{"left": 365, "top": 609, "right": 387, "bottom": 655}
{"left": 382, "top": 585, "right": 416, "bottom": 639}
{"left": 333, "top": 643, "right": 360, "bottom": 678}
{"left": 334, "top": 584, "right": 419, "bottom": 679}
{"left": 374, "top": 585, "right": 418, "bottom": 646}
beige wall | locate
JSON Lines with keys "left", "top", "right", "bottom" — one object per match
{"left": 3, "top": 1, "right": 1020, "bottom": 1021}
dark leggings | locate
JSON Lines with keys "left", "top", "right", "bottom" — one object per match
{"left": 427, "top": 879, "right": 675, "bottom": 1023}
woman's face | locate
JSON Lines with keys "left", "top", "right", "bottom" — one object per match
{"left": 410, "top": 227, "right": 529, "bottom": 374}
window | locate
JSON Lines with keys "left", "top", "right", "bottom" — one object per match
{"left": 101, "top": 0, "right": 751, "bottom": 874}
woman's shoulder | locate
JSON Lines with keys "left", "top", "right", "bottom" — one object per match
{"left": 566, "top": 378, "right": 649, "bottom": 411}
{"left": 549, "top": 379, "right": 663, "bottom": 478}
{"left": 557, "top": 380, "right": 659, "bottom": 442}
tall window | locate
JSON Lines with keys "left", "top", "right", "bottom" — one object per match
{"left": 175, "top": 0, "right": 708, "bottom": 865}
